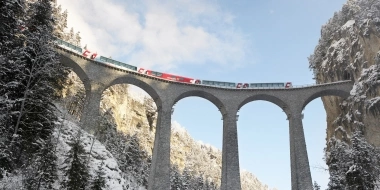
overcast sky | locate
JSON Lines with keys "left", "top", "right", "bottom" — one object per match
{"left": 57, "top": 0, "right": 348, "bottom": 189}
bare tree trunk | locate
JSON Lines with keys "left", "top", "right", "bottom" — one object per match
{"left": 11, "top": 69, "right": 33, "bottom": 145}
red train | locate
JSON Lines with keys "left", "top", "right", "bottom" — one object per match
{"left": 55, "top": 38, "right": 292, "bottom": 89}
{"left": 138, "top": 68, "right": 201, "bottom": 84}
{"left": 138, "top": 68, "right": 292, "bottom": 88}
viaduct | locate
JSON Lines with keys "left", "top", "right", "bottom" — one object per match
{"left": 57, "top": 46, "right": 354, "bottom": 190}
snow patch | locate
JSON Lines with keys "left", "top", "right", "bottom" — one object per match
{"left": 341, "top": 20, "right": 356, "bottom": 30}
{"left": 171, "top": 120, "right": 188, "bottom": 135}
{"left": 55, "top": 119, "right": 128, "bottom": 190}
{"left": 330, "top": 38, "right": 346, "bottom": 49}
{"left": 128, "top": 85, "right": 149, "bottom": 103}
{"left": 335, "top": 126, "right": 346, "bottom": 132}
{"left": 322, "top": 59, "right": 328, "bottom": 68}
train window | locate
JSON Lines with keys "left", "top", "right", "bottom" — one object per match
{"left": 279, "top": 83, "right": 284, "bottom": 87}
{"left": 179, "top": 78, "right": 184, "bottom": 81}
{"left": 262, "top": 84, "right": 268, "bottom": 87}
{"left": 268, "top": 84, "right": 273, "bottom": 87}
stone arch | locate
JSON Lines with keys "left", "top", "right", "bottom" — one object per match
{"left": 59, "top": 54, "right": 91, "bottom": 92}
{"left": 173, "top": 90, "right": 226, "bottom": 115}
{"left": 238, "top": 94, "right": 289, "bottom": 113}
{"left": 105, "top": 76, "right": 162, "bottom": 108}
{"left": 301, "top": 89, "right": 350, "bottom": 110}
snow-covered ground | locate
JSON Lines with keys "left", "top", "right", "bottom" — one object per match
{"left": 54, "top": 104, "right": 146, "bottom": 190}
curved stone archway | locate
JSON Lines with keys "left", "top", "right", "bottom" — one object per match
{"left": 59, "top": 53, "right": 91, "bottom": 92}
{"left": 173, "top": 90, "right": 226, "bottom": 115}
{"left": 301, "top": 88, "right": 351, "bottom": 110}
{"left": 238, "top": 94, "right": 290, "bottom": 114}
{"left": 106, "top": 76, "right": 163, "bottom": 108}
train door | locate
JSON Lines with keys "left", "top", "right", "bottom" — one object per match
{"left": 285, "top": 82, "right": 293, "bottom": 88}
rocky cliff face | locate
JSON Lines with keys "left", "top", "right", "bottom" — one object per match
{"left": 309, "top": 0, "right": 380, "bottom": 149}
{"left": 61, "top": 73, "right": 274, "bottom": 189}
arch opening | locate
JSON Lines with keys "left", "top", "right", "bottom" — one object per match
{"left": 60, "top": 70, "right": 87, "bottom": 120}
{"left": 106, "top": 76, "right": 162, "bottom": 108}
{"left": 173, "top": 90, "right": 226, "bottom": 114}
{"left": 302, "top": 89, "right": 350, "bottom": 110}
{"left": 59, "top": 53, "right": 91, "bottom": 92}
{"left": 171, "top": 96, "right": 223, "bottom": 189}
{"left": 300, "top": 85, "right": 352, "bottom": 189}
{"left": 238, "top": 94, "right": 289, "bottom": 113}
{"left": 303, "top": 98, "right": 330, "bottom": 189}
{"left": 98, "top": 83, "right": 159, "bottom": 189}
{"left": 237, "top": 100, "right": 290, "bottom": 189}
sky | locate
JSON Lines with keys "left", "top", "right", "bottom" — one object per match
{"left": 57, "top": 0, "right": 348, "bottom": 189}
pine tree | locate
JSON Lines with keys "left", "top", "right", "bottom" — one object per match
{"left": 61, "top": 132, "right": 89, "bottom": 190}
{"left": 326, "top": 130, "right": 380, "bottom": 189}
{"left": 326, "top": 138, "right": 350, "bottom": 190}
{"left": 0, "top": 0, "right": 27, "bottom": 177}
{"left": 182, "top": 167, "right": 192, "bottom": 190}
{"left": 90, "top": 161, "right": 107, "bottom": 190}
{"left": 345, "top": 130, "right": 380, "bottom": 189}
{"left": 24, "top": 137, "right": 58, "bottom": 190}
{"left": 313, "top": 181, "right": 321, "bottom": 190}
{"left": 74, "top": 31, "right": 81, "bottom": 46}
{"left": 170, "top": 165, "right": 181, "bottom": 190}
{"left": 1, "top": 0, "right": 68, "bottom": 178}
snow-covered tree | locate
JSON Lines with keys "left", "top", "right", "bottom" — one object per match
{"left": 0, "top": 0, "right": 26, "bottom": 177}
{"left": 313, "top": 181, "right": 321, "bottom": 190}
{"left": 326, "top": 130, "right": 380, "bottom": 189}
{"left": 170, "top": 165, "right": 182, "bottom": 190}
{"left": 326, "top": 137, "right": 350, "bottom": 189}
{"left": 90, "top": 161, "right": 108, "bottom": 190}
{"left": 1, "top": 0, "right": 68, "bottom": 181}
{"left": 61, "top": 132, "right": 89, "bottom": 190}
{"left": 23, "top": 137, "right": 58, "bottom": 190}
{"left": 345, "top": 130, "right": 380, "bottom": 189}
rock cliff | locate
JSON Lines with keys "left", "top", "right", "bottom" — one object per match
{"left": 309, "top": 0, "right": 380, "bottom": 149}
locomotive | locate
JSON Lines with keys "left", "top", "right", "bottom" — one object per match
{"left": 55, "top": 38, "right": 293, "bottom": 89}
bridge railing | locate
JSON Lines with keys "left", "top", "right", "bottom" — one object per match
{"left": 291, "top": 80, "right": 352, "bottom": 89}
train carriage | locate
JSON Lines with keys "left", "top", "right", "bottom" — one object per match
{"left": 202, "top": 80, "right": 236, "bottom": 88}
{"left": 99, "top": 56, "right": 137, "bottom": 71}
{"left": 55, "top": 37, "right": 293, "bottom": 89}
{"left": 138, "top": 68, "right": 200, "bottom": 84}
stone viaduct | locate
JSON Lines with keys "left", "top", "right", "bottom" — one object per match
{"left": 57, "top": 46, "right": 354, "bottom": 190}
